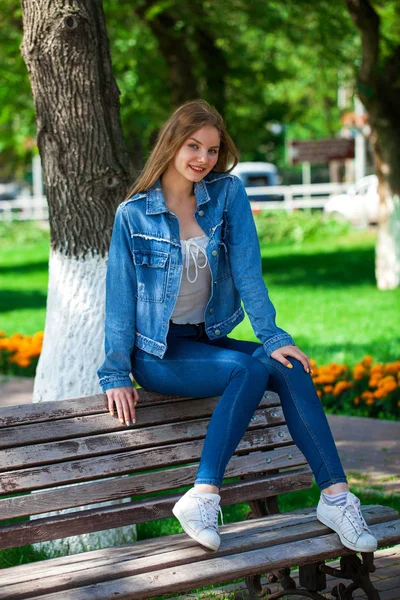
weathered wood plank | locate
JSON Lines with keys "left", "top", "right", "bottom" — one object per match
{"left": 16, "top": 520, "right": 400, "bottom": 600}
{"left": 0, "top": 469, "right": 313, "bottom": 550}
{"left": 0, "top": 507, "right": 396, "bottom": 599}
{"left": 0, "top": 407, "right": 286, "bottom": 469}
{"left": 1, "top": 505, "right": 397, "bottom": 587}
{"left": 0, "top": 397, "right": 281, "bottom": 450}
{"left": 0, "top": 391, "right": 280, "bottom": 427}
{"left": 0, "top": 426, "right": 294, "bottom": 494}
{"left": 0, "top": 446, "right": 308, "bottom": 520}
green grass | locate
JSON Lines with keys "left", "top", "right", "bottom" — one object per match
{"left": 0, "top": 222, "right": 49, "bottom": 334}
{"left": 1, "top": 223, "right": 399, "bottom": 366}
{"left": 233, "top": 230, "right": 400, "bottom": 365}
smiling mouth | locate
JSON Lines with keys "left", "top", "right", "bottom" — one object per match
{"left": 189, "top": 165, "right": 206, "bottom": 173}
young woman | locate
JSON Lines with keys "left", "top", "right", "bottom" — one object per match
{"left": 97, "top": 100, "right": 377, "bottom": 554}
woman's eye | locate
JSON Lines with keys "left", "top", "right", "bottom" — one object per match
{"left": 209, "top": 149, "right": 218, "bottom": 155}
{"left": 189, "top": 143, "right": 198, "bottom": 149}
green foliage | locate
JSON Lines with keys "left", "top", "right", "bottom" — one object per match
{"left": 253, "top": 209, "right": 350, "bottom": 245}
{"left": 0, "top": 220, "right": 49, "bottom": 249}
{"left": 0, "top": 0, "right": 365, "bottom": 173}
{"left": 0, "top": 1, "right": 35, "bottom": 178}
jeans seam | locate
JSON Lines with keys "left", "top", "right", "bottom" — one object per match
{"left": 271, "top": 361, "right": 337, "bottom": 485}
{"left": 213, "top": 392, "right": 236, "bottom": 485}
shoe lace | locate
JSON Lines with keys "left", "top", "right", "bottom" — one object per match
{"left": 341, "top": 496, "right": 373, "bottom": 536}
{"left": 198, "top": 497, "right": 224, "bottom": 530}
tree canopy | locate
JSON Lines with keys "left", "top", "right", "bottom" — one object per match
{"left": 1, "top": 0, "right": 399, "bottom": 179}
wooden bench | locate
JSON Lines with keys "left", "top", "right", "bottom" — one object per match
{"left": 0, "top": 389, "right": 399, "bottom": 600}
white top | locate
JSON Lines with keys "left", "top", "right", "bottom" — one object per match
{"left": 171, "top": 233, "right": 211, "bottom": 324}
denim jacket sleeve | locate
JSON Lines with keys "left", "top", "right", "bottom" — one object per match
{"left": 97, "top": 204, "right": 137, "bottom": 392}
{"left": 226, "top": 176, "right": 295, "bottom": 356}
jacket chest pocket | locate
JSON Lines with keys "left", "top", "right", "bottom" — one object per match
{"left": 133, "top": 250, "right": 169, "bottom": 303}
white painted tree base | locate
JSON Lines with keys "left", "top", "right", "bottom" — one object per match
{"left": 32, "top": 251, "right": 137, "bottom": 553}
{"left": 376, "top": 196, "right": 400, "bottom": 290}
{"left": 33, "top": 251, "right": 107, "bottom": 402}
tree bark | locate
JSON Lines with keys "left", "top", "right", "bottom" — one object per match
{"left": 20, "top": 0, "right": 131, "bottom": 399}
{"left": 20, "top": 0, "right": 135, "bottom": 551}
{"left": 345, "top": 0, "right": 400, "bottom": 289}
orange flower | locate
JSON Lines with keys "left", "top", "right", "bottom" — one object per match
{"left": 324, "top": 385, "right": 333, "bottom": 393}
{"left": 333, "top": 380, "right": 353, "bottom": 397}
{"left": 362, "top": 356, "right": 374, "bottom": 367}
{"left": 353, "top": 396, "right": 360, "bottom": 405}
{"left": 366, "top": 398, "right": 374, "bottom": 406}
{"left": 353, "top": 364, "right": 366, "bottom": 380}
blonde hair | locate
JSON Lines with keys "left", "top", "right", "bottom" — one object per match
{"left": 125, "top": 99, "right": 239, "bottom": 199}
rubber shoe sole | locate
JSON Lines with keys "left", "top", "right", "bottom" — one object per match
{"left": 317, "top": 510, "right": 377, "bottom": 553}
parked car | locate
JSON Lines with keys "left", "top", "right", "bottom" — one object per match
{"left": 324, "top": 175, "right": 379, "bottom": 225}
{"left": 232, "top": 162, "right": 283, "bottom": 201}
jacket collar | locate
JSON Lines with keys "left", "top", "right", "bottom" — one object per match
{"left": 146, "top": 176, "right": 211, "bottom": 215}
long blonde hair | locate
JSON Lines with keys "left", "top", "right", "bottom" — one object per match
{"left": 125, "top": 99, "right": 239, "bottom": 199}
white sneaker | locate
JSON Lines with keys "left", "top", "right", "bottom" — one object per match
{"left": 317, "top": 491, "right": 378, "bottom": 553}
{"left": 172, "top": 487, "right": 224, "bottom": 551}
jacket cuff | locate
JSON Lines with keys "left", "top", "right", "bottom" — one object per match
{"left": 263, "top": 334, "right": 296, "bottom": 356}
{"left": 100, "top": 376, "right": 133, "bottom": 393}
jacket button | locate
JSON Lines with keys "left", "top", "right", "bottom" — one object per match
{"left": 209, "top": 307, "right": 214, "bottom": 313}
{"left": 212, "top": 250, "right": 217, "bottom": 256}
{"left": 198, "top": 210, "right": 204, "bottom": 216}
{"left": 215, "top": 329, "right": 221, "bottom": 335}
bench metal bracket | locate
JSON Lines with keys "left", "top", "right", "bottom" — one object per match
{"left": 237, "top": 491, "right": 380, "bottom": 600}
{"left": 321, "top": 553, "right": 380, "bottom": 599}
{"left": 233, "top": 553, "right": 380, "bottom": 600}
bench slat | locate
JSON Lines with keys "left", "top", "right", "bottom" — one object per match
{"left": 0, "top": 396, "right": 280, "bottom": 449}
{"left": 8, "top": 520, "right": 400, "bottom": 600}
{"left": 0, "top": 425, "right": 294, "bottom": 494}
{"left": 0, "top": 446, "right": 308, "bottom": 520}
{"left": 0, "top": 391, "right": 280, "bottom": 427}
{"left": 0, "top": 408, "right": 286, "bottom": 470}
{"left": 0, "top": 469, "right": 313, "bottom": 550}
{"left": 0, "top": 506, "right": 397, "bottom": 599}
{"left": 1, "top": 505, "right": 397, "bottom": 587}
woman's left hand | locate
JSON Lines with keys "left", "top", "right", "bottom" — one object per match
{"left": 270, "top": 345, "right": 312, "bottom": 374}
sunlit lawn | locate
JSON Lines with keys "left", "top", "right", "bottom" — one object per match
{"left": 234, "top": 230, "right": 400, "bottom": 365}
{"left": 0, "top": 224, "right": 399, "bottom": 365}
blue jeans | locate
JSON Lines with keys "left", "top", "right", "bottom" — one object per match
{"left": 131, "top": 322, "right": 348, "bottom": 491}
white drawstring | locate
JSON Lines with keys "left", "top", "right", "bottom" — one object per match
{"left": 182, "top": 239, "right": 209, "bottom": 283}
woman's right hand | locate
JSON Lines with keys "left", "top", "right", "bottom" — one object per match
{"left": 105, "top": 386, "right": 139, "bottom": 426}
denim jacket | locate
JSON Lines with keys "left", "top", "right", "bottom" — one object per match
{"left": 97, "top": 172, "right": 295, "bottom": 392}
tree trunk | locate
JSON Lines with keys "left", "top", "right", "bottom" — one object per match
{"left": 135, "top": 1, "right": 200, "bottom": 106}
{"left": 20, "top": 0, "right": 135, "bottom": 552}
{"left": 345, "top": 0, "right": 400, "bottom": 289}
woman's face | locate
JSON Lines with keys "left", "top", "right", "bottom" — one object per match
{"left": 172, "top": 125, "right": 220, "bottom": 184}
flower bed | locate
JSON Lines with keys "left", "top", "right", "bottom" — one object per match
{"left": 0, "top": 331, "right": 43, "bottom": 377}
{"left": 0, "top": 331, "right": 398, "bottom": 420}
{"left": 312, "top": 356, "right": 400, "bottom": 421}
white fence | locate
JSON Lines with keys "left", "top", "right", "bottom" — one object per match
{"left": 0, "top": 195, "right": 48, "bottom": 221}
{"left": 246, "top": 182, "right": 351, "bottom": 212}
{"left": 0, "top": 182, "right": 352, "bottom": 222}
